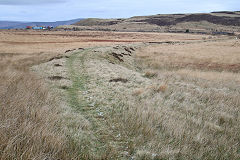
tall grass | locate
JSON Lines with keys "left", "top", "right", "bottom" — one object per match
{"left": 0, "top": 69, "right": 80, "bottom": 159}
{"left": 1, "top": 32, "right": 239, "bottom": 159}
{"left": 0, "top": 47, "right": 83, "bottom": 160}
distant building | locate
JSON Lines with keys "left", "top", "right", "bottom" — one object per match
{"left": 26, "top": 26, "right": 32, "bottom": 29}
{"left": 32, "top": 26, "right": 43, "bottom": 30}
{"left": 47, "top": 26, "right": 54, "bottom": 30}
{"left": 26, "top": 26, "right": 53, "bottom": 30}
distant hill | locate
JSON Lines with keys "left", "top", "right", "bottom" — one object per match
{"left": 0, "top": 18, "right": 84, "bottom": 29}
{"left": 74, "top": 11, "right": 240, "bottom": 27}
{"left": 58, "top": 11, "right": 240, "bottom": 34}
{"left": 0, "top": 21, "right": 25, "bottom": 29}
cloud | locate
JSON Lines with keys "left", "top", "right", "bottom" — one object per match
{"left": 0, "top": 0, "right": 239, "bottom": 21}
{"left": 0, "top": 0, "right": 66, "bottom": 5}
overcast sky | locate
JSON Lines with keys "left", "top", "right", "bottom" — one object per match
{"left": 0, "top": 0, "right": 239, "bottom": 22}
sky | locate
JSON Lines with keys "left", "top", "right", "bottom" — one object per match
{"left": 0, "top": 0, "right": 239, "bottom": 22}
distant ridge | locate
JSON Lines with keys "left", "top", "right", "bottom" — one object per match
{"left": 211, "top": 11, "right": 240, "bottom": 14}
{"left": 74, "top": 11, "right": 240, "bottom": 27}
{"left": 60, "top": 11, "right": 240, "bottom": 34}
{"left": 0, "top": 18, "right": 84, "bottom": 29}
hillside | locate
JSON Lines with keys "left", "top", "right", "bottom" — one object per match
{"left": 0, "top": 21, "right": 25, "bottom": 29}
{"left": 0, "top": 18, "right": 84, "bottom": 29}
{"left": 59, "top": 11, "right": 240, "bottom": 34}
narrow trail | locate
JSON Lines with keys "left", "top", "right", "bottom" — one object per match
{"left": 62, "top": 44, "right": 152, "bottom": 159}
{"left": 31, "top": 43, "right": 152, "bottom": 159}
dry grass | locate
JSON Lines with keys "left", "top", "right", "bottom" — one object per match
{"left": 0, "top": 30, "right": 158, "bottom": 159}
{"left": 1, "top": 30, "right": 239, "bottom": 159}
{"left": 136, "top": 39, "right": 240, "bottom": 72}
{"left": 0, "top": 34, "right": 92, "bottom": 159}
{"left": 132, "top": 88, "right": 145, "bottom": 96}
{"left": 144, "top": 70, "right": 158, "bottom": 78}
{"left": 0, "top": 30, "right": 110, "bottom": 159}
{"left": 131, "top": 39, "right": 240, "bottom": 159}
{"left": 0, "top": 67, "right": 82, "bottom": 159}
{"left": 31, "top": 37, "right": 240, "bottom": 159}
{"left": 62, "top": 42, "right": 240, "bottom": 159}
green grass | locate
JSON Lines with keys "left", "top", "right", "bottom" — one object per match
{"left": 64, "top": 49, "right": 104, "bottom": 159}
{"left": 65, "top": 49, "right": 121, "bottom": 159}
{"left": 63, "top": 47, "right": 158, "bottom": 159}
{"left": 66, "top": 50, "right": 89, "bottom": 111}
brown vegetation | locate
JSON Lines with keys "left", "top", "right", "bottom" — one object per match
{"left": 136, "top": 39, "right": 240, "bottom": 72}
{"left": 133, "top": 38, "right": 240, "bottom": 159}
{"left": 0, "top": 51, "right": 82, "bottom": 159}
{"left": 0, "top": 30, "right": 175, "bottom": 159}
{"left": 1, "top": 30, "right": 239, "bottom": 159}
{"left": 0, "top": 70, "right": 78, "bottom": 159}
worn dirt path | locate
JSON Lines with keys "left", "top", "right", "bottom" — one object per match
{"left": 32, "top": 43, "right": 154, "bottom": 159}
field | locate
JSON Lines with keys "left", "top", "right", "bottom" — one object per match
{"left": 0, "top": 30, "right": 239, "bottom": 159}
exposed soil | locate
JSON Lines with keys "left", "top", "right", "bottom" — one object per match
{"left": 111, "top": 52, "right": 124, "bottom": 62}
{"left": 59, "top": 85, "right": 69, "bottom": 90}
{"left": 54, "top": 64, "right": 62, "bottom": 67}
{"left": 109, "top": 78, "right": 128, "bottom": 83}
{"left": 48, "top": 76, "right": 69, "bottom": 80}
